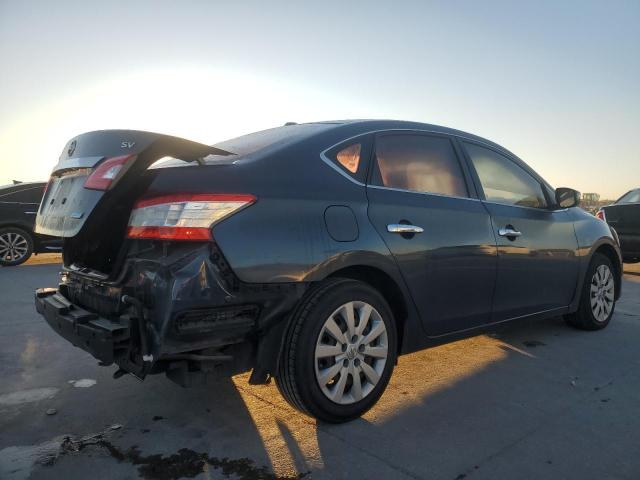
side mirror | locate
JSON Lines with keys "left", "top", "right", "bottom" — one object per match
{"left": 555, "top": 188, "right": 580, "bottom": 208}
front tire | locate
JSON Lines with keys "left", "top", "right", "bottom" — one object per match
{"left": 276, "top": 278, "right": 397, "bottom": 423}
{"left": 565, "top": 253, "right": 616, "bottom": 330}
{"left": 0, "top": 227, "right": 34, "bottom": 266}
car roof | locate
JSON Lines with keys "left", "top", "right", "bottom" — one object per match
{"left": 614, "top": 188, "right": 640, "bottom": 203}
{"left": 212, "top": 119, "right": 515, "bottom": 160}
{"left": 209, "top": 119, "right": 539, "bottom": 183}
{"left": 309, "top": 119, "right": 512, "bottom": 153}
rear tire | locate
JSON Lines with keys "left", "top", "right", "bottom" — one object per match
{"left": 0, "top": 227, "right": 34, "bottom": 266}
{"left": 565, "top": 253, "right": 616, "bottom": 330}
{"left": 276, "top": 278, "right": 397, "bottom": 423}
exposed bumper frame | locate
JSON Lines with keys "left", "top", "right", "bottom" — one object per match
{"left": 35, "top": 288, "right": 132, "bottom": 365}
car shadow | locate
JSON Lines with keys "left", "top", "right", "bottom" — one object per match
{"left": 15, "top": 314, "right": 634, "bottom": 480}
{"left": 8, "top": 266, "right": 637, "bottom": 479}
{"left": 228, "top": 314, "right": 633, "bottom": 479}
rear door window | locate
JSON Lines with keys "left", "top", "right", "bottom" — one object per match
{"left": 371, "top": 134, "right": 468, "bottom": 198}
{"left": 464, "top": 143, "right": 547, "bottom": 209}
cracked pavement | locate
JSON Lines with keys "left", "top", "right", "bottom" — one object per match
{"left": 1, "top": 262, "right": 639, "bottom": 479}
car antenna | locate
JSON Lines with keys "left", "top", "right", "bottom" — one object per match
{"left": 284, "top": 122, "right": 297, "bottom": 126}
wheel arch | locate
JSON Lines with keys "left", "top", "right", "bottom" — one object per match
{"left": 250, "top": 256, "right": 424, "bottom": 385}
{"left": 0, "top": 223, "right": 36, "bottom": 244}
{"left": 0, "top": 221, "right": 35, "bottom": 234}
{"left": 325, "top": 264, "right": 412, "bottom": 356}
{"left": 304, "top": 250, "right": 425, "bottom": 355}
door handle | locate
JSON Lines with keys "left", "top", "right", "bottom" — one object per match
{"left": 387, "top": 224, "right": 424, "bottom": 234}
{"left": 498, "top": 226, "right": 522, "bottom": 238}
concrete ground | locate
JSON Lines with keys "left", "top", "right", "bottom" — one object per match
{"left": 1, "top": 260, "right": 639, "bottom": 480}
{"left": 21, "top": 253, "right": 62, "bottom": 266}
{"left": 624, "top": 262, "right": 640, "bottom": 275}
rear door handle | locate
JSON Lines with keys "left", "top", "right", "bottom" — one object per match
{"left": 387, "top": 224, "right": 424, "bottom": 234}
{"left": 498, "top": 226, "right": 522, "bottom": 238}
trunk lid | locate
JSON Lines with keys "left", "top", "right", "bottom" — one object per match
{"left": 36, "top": 130, "right": 232, "bottom": 238}
{"left": 36, "top": 130, "right": 233, "bottom": 275}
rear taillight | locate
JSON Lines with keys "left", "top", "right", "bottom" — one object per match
{"left": 84, "top": 155, "right": 135, "bottom": 190}
{"left": 127, "top": 193, "right": 256, "bottom": 241}
{"left": 596, "top": 209, "right": 606, "bottom": 221}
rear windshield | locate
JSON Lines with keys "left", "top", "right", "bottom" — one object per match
{"left": 210, "top": 123, "right": 333, "bottom": 158}
{"left": 149, "top": 123, "right": 336, "bottom": 169}
{"left": 616, "top": 189, "right": 640, "bottom": 204}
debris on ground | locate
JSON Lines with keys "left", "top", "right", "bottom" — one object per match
{"left": 68, "top": 379, "right": 97, "bottom": 388}
{"left": 0, "top": 388, "right": 59, "bottom": 406}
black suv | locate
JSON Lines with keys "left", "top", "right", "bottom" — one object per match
{"left": 598, "top": 188, "right": 640, "bottom": 263}
{"left": 0, "top": 182, "right": 61, "bottom": 266}
{"left": 34, "top": 121, "right": 621, "bottom": 422}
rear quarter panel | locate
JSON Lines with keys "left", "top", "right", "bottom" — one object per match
{"left": 142, "top": 125, "right": 462, "bottom": 352}
{"left": 207, "top": 132, "right": 426, "bottom": 348}
{"left": 0, "top": 190, "right": 39, "bottom": 234}
{"left": 210, "top": 137, "right": 404, "bottom": 282}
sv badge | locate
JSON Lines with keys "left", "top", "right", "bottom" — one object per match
{"left": 121, "top": 141, "right": 136, "bottom": 148}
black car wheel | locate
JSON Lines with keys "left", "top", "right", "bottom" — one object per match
{"left": 276, "top": 278, "right": 397, "bottom": 423}
{"left": 565, "top": 253, "right": 616, "bottom": 330}
{"left": 0, "top": 227, "right": 34, "bottom": 267}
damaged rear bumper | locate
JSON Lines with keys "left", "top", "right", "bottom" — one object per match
{"left": 35, "top": 288, "right": 131, "bottom": 365}
{"left": 34, "top": 243, "right": 308, "bottom": 385}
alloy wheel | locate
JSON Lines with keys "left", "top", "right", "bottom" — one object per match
{"left": 0, "top": 232, "right": 29, "bottom": 263}
{"left": 314, "top": 301, "right": 389, "bottom": 405}
{"left": 590, "top": 264, "right": 614, "bottom": 322}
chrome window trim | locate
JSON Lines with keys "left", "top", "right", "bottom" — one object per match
{"left": 319, "top": 149, "right": 365, "bottom": 186}
{"left": 481, "top": 199, "right": 568, "bottom": 213}
{"left": 367, "top": 184, "right": 480, "bottom": 202}
{"left": 53, "top": 155, "right": 105, "bottom": 172}
{"left": 319, "top": 128, "right": 519, "bottom": 188}
{"left": 369, "top": 186, "right": 568, "bottom": 211}
{"left": 324, "top": 128, "right": 503, "bottom": 148}
{"left": 320, "top": 130, "right": 572, "bottom": 213}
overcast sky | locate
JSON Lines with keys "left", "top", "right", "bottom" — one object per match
{"left": 1, "top": 0, "right": 638, "bottom": 198}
